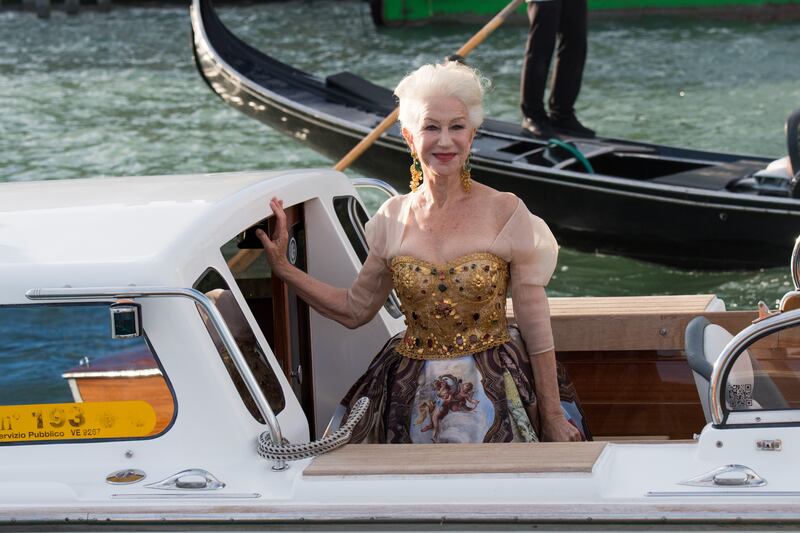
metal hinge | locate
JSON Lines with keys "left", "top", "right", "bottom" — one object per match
{"left": 756, "top": 439, "right": 782, "bottom": 451}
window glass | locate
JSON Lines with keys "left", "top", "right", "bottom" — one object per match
{"left": 194, "top": 268, "right": 285, "bottom": 422}
{"left": 333, "top": 195, "right": 402, "bottom": 318}
{"left": 723, "top": 323, "right": 800, "bottom": 413}
{"left": 0, "top": 304, "right": 175, "bottom": 445}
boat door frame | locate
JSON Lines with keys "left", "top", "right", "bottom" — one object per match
{"left": 268, "top": 204, "right": 316, "bottom": 435}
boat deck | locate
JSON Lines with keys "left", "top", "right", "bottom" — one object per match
{"left": 304, "top": 442, "right": 608, "bottom": 476}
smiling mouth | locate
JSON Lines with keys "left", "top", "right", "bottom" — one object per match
{"left": 434, "top": 153, "right": 456, "bottom": 162}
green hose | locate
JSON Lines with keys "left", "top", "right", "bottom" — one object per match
{"left": 547, "top": 138, "right": 594, "bottom": 174}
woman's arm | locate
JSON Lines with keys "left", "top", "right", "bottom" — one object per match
{"left": 511, "top": 286, "right": 582, "bottom": 442}
{"left": 256, "top": 198, "right": 391, "bottom": 329}
{"left": 528, "top": 348, "right": 582, "bottom": 442}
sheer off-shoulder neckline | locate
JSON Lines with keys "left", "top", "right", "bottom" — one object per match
{"left": 391, "top": 196, "right": 524, "bottom": 266}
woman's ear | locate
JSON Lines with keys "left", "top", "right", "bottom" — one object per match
{"left": 402, "top": 127, "right": 415, "bottom": 153}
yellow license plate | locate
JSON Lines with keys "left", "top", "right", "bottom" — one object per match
{"left": 0, "top": 401, "right": 157, "bottom": 443}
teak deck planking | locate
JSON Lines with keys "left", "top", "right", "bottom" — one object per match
{"left": 304, "top": 442, "right": 608, "bottom": 476}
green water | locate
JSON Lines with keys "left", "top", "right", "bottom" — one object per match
{"left": 1, "top": 2, "right": 799, "bottom": 308}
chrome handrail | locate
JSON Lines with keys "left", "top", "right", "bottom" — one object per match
{"left": 709, "top": 306, "right": 800, "bottom": 425}
{"left": 25, "top": 286, "right": 288, "bottom": 471}
{"left": 351, "top": 177, "right": 400, "bottom": 200}
{"left": 791, "top": 236, "right": 800, "bottom": 290}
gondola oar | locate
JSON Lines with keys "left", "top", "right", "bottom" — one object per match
{"left": 333, "top": 0, "right": 525, "bottom": 173}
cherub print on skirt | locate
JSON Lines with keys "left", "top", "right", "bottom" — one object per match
{"left": 411, "top": 359, "right": 495, "bottom": 443}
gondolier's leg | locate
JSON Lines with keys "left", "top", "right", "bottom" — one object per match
{"left": 520, "top": 0, "right": 560, "bottom": 138}
{"left": 548, "top": 0, "right": 594, "bottom": 137}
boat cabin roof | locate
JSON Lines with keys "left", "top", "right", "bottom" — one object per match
{"left": 0, "top": 169, "right": 348, "bottom": 302}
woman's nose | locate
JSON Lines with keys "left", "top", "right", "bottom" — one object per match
{"left": 438, "top": 130, "right": 453, "bottom": 146}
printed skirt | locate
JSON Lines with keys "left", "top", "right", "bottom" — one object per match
{"left": 338, "top": 325, "right": 591, "bottom": 444}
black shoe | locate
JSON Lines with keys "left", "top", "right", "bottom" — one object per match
{"left": 550, "top": 114, "right": 596, "bottom": 138}
{"left": 522, "top": 116, "right": 558, "bottom": 138}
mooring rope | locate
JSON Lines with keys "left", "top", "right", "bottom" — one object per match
{"left": 256, "top": 397, "right": 370, "bottom": 462}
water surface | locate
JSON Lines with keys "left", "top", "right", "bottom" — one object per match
{"left": 1, "top": 3, "right": 799, "bottom": 308}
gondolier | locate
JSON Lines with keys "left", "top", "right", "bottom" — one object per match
{"left": 520, "top": 0, "right": 595, "bottom": 138}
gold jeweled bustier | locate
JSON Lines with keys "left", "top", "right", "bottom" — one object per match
{"left": 390, "top": 252, "right": 511, "bottom": 360}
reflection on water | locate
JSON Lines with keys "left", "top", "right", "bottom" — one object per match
{"left": 1, "top": 3, "right": 799, "bottom": 307}
{"left": 0, "top": 304, "right": 150, "bottom": 405}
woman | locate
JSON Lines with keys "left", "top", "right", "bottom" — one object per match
{"left": 257, "top": 61, "right": 590, "bottom": 444}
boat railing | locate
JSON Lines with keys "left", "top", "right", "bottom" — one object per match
{"left": 352, "top": 177, "right": 399, "bottom": 202}
{"left": 709, "top": 306, "right": 800, "bottom": 426}
{"left": 710, "top": 235, "right": 800, "bottom": 426}
{"left": 25, "top": 286, "right": 289, "bottom": 471}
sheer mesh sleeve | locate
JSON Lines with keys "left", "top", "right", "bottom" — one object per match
{"left": 344, "top": 203, "right": 396, "bottom": 327}
{"left": 508, "top": 209, "right": 559, "bottom": 355}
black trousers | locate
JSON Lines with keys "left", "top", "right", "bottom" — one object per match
{"left": 520, "top": 0, "right": 588, "bottom": 120}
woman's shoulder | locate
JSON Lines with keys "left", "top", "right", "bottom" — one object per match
{"left": 375, "top": 192, "right": 411, "bottom": 217}
{"left": 472, "top": 183, "right": 521, "bottom": 227}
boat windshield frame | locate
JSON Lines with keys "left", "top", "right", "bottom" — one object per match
{"left": 710, "top": 306, "right": 800, "bottom": 427}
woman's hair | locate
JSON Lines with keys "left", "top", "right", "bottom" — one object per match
{"left": 394, "top": 61, "right": 488, "bottom": 131}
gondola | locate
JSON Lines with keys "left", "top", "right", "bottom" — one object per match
{"left": 190, "top": 0, "right": 800, "bottom": 269}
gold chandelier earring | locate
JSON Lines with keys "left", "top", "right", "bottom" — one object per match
{"left": 461, "top": 155, "right": 472, "bottom": 193}
{"left": 410, "top": 152, "right": 423, "bottom": 192}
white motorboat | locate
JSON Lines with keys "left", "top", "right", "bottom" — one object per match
{"left": 2, "top": 169, "right": 800, "bottom": 531}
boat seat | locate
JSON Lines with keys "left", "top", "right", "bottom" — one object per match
{"left": 652, "top": 159, "right": 767, "bottom": 190}
{"left": 325, "top": 71, "right": 397, "bottom": 114}
{"left": 684, "top": 316, "right": 787, "bottom": 423}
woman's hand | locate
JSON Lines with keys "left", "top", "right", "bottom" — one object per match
{"left": 255, "top": 197, "right": 290, "bottom": 275}
{"left": 542, "top": 415, "right": 582, "bottom": 442}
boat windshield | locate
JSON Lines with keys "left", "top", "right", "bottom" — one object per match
{"left": 719, "top": 319, "right": 800, "bottom": 423}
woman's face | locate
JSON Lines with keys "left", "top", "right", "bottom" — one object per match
{"left": 403, "top": 95, "right": 476, "bottom": 181}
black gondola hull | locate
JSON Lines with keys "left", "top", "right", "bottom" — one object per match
{"left": 191, "top": 0, "right": 799, "bottom": 269}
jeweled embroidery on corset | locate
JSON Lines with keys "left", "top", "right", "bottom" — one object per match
{"left": 390, "top": 252, "right": 511, "bottom": 359}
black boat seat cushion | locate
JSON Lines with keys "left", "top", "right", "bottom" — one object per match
{"left": 326, "top": 72, "right": 397, "bottom": 113}
{"left": 652, "top": 160, "right": 767, "bottom": 190}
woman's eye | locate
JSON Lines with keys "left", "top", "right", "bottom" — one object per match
{"left": 452, "top": 124, "right": 465, "bottom": 130}
{"left": 424, "top": 125, "right": 439, "bottom": 131}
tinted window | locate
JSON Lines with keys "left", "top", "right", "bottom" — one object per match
{"left": 194, "top": 269, "right": 286, "bottom": 421}
{"left": 333, "top": 195, "right": 402, "bottom": 318}
{"left": 0, "top": 304, "right": 175, "bottom": 444}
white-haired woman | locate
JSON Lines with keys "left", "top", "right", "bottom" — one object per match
{"left": 258, "top": 61, "right": 589, "bottom": 443}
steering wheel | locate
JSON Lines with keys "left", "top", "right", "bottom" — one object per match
{"left": 543, "top": 138, "right": 594, "bottom": 174}
{"left": 785, "top": 108, "right": 800, "bottom": 198}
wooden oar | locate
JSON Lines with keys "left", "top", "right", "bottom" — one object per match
{"left": 229, "top": 0, "right": 524, "bottom": 274}
{"left": 333, "top": 0, "right": 525, "bottom": 173}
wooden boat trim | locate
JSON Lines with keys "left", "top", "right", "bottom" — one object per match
{"left": 506, "top": 295, "right": 758, "bottom": 351}
{"left": 303, "top": 442, "right": 608, "bottom": 476}
{"left": 61, "top": 369, "right": 162, "bottom": 379}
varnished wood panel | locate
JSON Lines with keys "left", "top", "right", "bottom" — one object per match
{"left": 305, "top": 442, "right": 607, "bottom": 476}
{"left": 559, "top": 350, "right": 707, "bottom": 439}
{"left": 75, "top": 376, "right": 175, "bottom": 435}
{"left": 504, "top": 296, "right": 759, "bottom": 438}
